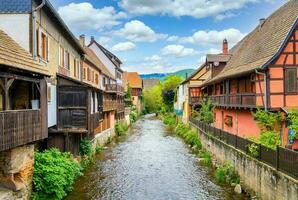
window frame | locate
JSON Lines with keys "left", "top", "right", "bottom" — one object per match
{"left": 285, "top": 67, "right": 297, "bottom": 94}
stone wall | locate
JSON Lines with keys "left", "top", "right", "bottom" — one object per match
{"left": 190, "top": 122, "right": 298, "bottom": 200}
{"left": 92, "top": 127, "right": 116, "bottom": 148}
{"left": 0, "top": 145, "right": 35, "bottom": 200}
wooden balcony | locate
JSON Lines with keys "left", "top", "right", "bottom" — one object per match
{"left": 90, "top": 112, "right": 103, "bottom": 132}
{"left": 210, "top": 93, "right": 257, "bottom": 108}
{"left": 0, "top": 109, "right": 43, "bottom": 151}
{"left": 103, "top": 100, "right": 117, "bottom": 111}
{"left": 105, "top": 84, "right": 124, "bottom": 94}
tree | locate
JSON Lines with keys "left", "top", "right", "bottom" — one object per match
{"left": 161, "top": 75, "right": 183, "bottom": 112}
{"left": 143, "top": 84, "right": 163, "bottom": 113}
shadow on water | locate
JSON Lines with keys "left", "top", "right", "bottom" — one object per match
{"left": 66, "top": 114, "right": 249, "bottom": 200}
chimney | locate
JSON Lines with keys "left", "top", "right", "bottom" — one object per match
{"left": 222, "top": 39, "right": 228, "bottom": 55}
{"left": 91, "top": 36, "right": 95, "bottom": 42}
{"left": 259, "top": 18, "right": 266, "bottom": 29}
{"left": 79, "top": 34, "right": 85, "bottom": 46}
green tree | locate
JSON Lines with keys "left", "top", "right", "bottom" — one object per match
{"left": 143, "top": 84, "right": 163, "bottom": 113}
{"left": 161, "top": 75, "right": 183, "bottom": 112}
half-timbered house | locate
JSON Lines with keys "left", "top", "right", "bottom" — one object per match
{"left": 200, "top": 0, "right": 298, "bottom": 149}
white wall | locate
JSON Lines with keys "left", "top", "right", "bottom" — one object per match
{"left": 0, "top": 14, "right": 30, "bottom": 51}
{"left": 48, "top": 84, "right": 57, "bottom": 127}
{"left": 89, "top": 43, "right": 116, "bottom": 78}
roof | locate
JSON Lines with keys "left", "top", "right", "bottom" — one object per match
{"left": 43, "top": 0, "right": 85, "bottom": 54}
{"left": 84, "top": 46, "right": 114, "bottom": 79}
{"left": 142, "top": 78, "right": 160, "bottom": 89}
{"left": 88, "top": 40, "right": 122, "bottom": 69}
{"left": 0, "top": 29, "right": 49, "bottom": 75}
{"left": 0, "top": 0, "right": 32, "bottom": 13}
{"left": 204, "top": 0, "right": 298, "bottom": 85}
{"left": 206, "top": 54, "right": 232, "bottom": 63}
{"left": 181, "top": 63, "right": 205, "bottom": 84}
{"left": 124, "top": 72, "right": 142, "bottom": 89}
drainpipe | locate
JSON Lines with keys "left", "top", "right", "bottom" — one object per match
{"left": 32, "top": 0, "right": 46, "bottom": 59}
{"left": 255, "top": 69, "right": 268, "bottom": 110}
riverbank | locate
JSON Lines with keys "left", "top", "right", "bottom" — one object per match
{"left": 66, "top": 115, "right": 248, "bottom": 199}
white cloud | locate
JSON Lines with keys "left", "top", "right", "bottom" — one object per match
{"left": 58, "top": 3, "right": 127, "bottom": 31}
{"left": 167, "top": 36, "right": 179, "bottom": 42}
{"left": 97, "top": 36, "right": 112, "bottom": 47}
{"left": 179, "top": 28, "right": 245, "bottom": 46}
{"left": 145, "top": 55, "right": 162, "bottom": 62}
{"left": 119, "top": 0, "right": 259, "bottom": 19}
{"left": 111, "top": 42, "right": 136, "bottom": 52}
{"left": 161, "top": 45, "right": 198, "bottom": 57}
{"left": 114, "top": 20, "right": 167, "bottom": 42}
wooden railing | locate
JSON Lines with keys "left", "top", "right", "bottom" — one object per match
{"left": 105, "top": 84, "right": 124, "bottom": 94}
{"left": 209, "top": 93, "right": 256, "bottom": 108}
{"left": 0, "top": 109, "right": 42, "bottom": 151}
{"left": 103, "top": 100, "right": 117, "bottom": 111}
{"left": 189, "top": 117, "right": 298, "bottom": 179}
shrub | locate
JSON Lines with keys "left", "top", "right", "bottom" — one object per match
{"left": 214, "top": 162, "right": 239, "bottom": 184}
{"left": 253, "top": 108, "right": 281, "bottom": 131}
{"left": 79, "top": 139, "right": 93, "bottom": 157}
{"left": 287, "top": 110, "right": 298, "bottom": 140}
{"left": 95, "top": 144, "right": 103, "bottom": 153}
{"left": 129, "top": 111, "right": 138, "bottom": 123}
{"left": 247, "top": 143, "right": 260, "bottom": 158}
{"left": 197, "top": 99, "right": 214, "bottom": 124}
{"left": 175, "top": 123, "right": 202, "bottom": 150}
{"left": 163, "top": 113, "right": 176, "bottom": 128}
{"left": 32, "top": 149, "right": 81, "bottom": 200}
{"left": 259, "top": 131, "right": 281, "bottom": 149}
{"left": 115, "top": 121, "right": 129, "bottom": 136}
{"left": 198, "top": 150, "right": 212, "bottom": 165}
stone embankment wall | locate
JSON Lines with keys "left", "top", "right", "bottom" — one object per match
{"left": 190, "top": 122, "right": 298, "bottom": 200}
{"left": 0, "top": 145, "right": 35, "bottom": 200}
{"left": 92, "top": 127, "right": 116, "bottom": 148}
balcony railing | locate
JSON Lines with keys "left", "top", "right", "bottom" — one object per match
{"left": 103, "top": 100, "right": 117, "bottom": 111}
{"left": 105, "top": 84, "right": 124, "bottom": 94}
{"left": 0, "top": 109, "right": 42, "bottom": 151}
{"left": 209, "top": 93, "right": 256, "bottom": 108}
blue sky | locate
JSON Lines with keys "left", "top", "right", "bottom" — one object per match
{"left": 51, "top": 0, "right": 286, "bottom": 74}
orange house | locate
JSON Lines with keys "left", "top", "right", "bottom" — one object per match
{"left": 200, "top": 0, "right": 298, "bottom": 149}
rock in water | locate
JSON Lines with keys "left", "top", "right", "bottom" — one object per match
{"left": 234, "top": 184, "right": 242, "bottom": 194}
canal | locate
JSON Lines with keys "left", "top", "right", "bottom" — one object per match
{"left": 66, "top": 115, "right": 247, "bottom": 200}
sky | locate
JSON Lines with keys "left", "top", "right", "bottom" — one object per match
{"left": 50, "top": 0, "right": 286, "bottom": 74}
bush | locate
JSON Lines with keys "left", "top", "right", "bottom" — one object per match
{"left": 163, "top": 113, "right": 176, "bottom": 128}
{"left": 214, "top": 162, "right": 239, "bottom": 184}
{"left": 115, "top": 121, "right": 129, "bottom": 136}
{"left": 79, "top": 139, "right": 93, "bottom": 157}
{"left": 253, "top": 108, "right": 281, "bottom": 131}
{"left": 287, "top": 110, "right": 298, "bottom": 140}
{"left": 198, "top": 150, "right": 212, "bottom": 165}
{"left": 197, "top": 99, "right": 214, "bottom": 124}
{"left": 259, "top": 131, "right": 281, "bottom": 149}
{"left": 175, "top": 123, "right": 202, "bottom": 150}
{"left": 95, "top": 143, "right": 103, "bottom": 153}
{"left": 32, "top": 149, "right": 81, "bottom": 200}
{"left": 129, "top": 111, "right": 137, "bottom": 123}
{"left": 247, "top": 143, "right": 260, "bottom": 157}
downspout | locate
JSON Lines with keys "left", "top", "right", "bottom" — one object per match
{"left": 32, "top": 0, "right": 46, "bottom": 59}
{"left": 255, "top": 69, "right": 268, "bottom": 110}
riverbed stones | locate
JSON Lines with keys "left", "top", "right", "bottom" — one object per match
{"left": 234, "top": 184, "right": 242, "bottom": 194}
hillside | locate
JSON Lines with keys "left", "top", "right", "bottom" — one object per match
{"left": 141, "top": 69, "right": 195, "bottom": 80}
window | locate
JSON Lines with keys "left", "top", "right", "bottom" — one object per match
{"left": 83, "top": 68, "right": 86, "bottom": 80}
{"left": 95, "top": 74, "right": 99, "bottom": 85}
{"left": 37, "top": 30, "right": 48, "bottom": 61}
{"left": 74, "top": 58, "right": 77, "bottom": 77}
{"left": 87, "top": 68, "right": 91, "bottom": 81}
{"left": 285, "top": 68, "right": 297, "bottom": 93}
{"left": 59, "top": 46, "right": 64, "bottom": 67}
{"left": 64, "top": 50, "right": 70, "bottom": 69}
{"left": 91, "top": 70, "right": 94, "bottom": 82}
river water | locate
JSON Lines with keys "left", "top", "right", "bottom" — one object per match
{"left": 66, "top": 115, "right": 247, "bottom": 200}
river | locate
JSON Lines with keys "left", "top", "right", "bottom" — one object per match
{"left": 66, "top": 115, "right": 247, "bottom": 200}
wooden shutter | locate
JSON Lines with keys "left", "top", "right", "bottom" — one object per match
{"left": 37, "top": 28, "right": 41, "bottom": 56}
{"left": 285, "top": 68, "right": 297, "bottom": 93}
{"left": 47, "top": 36, "right": 50, "bottom": 61}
